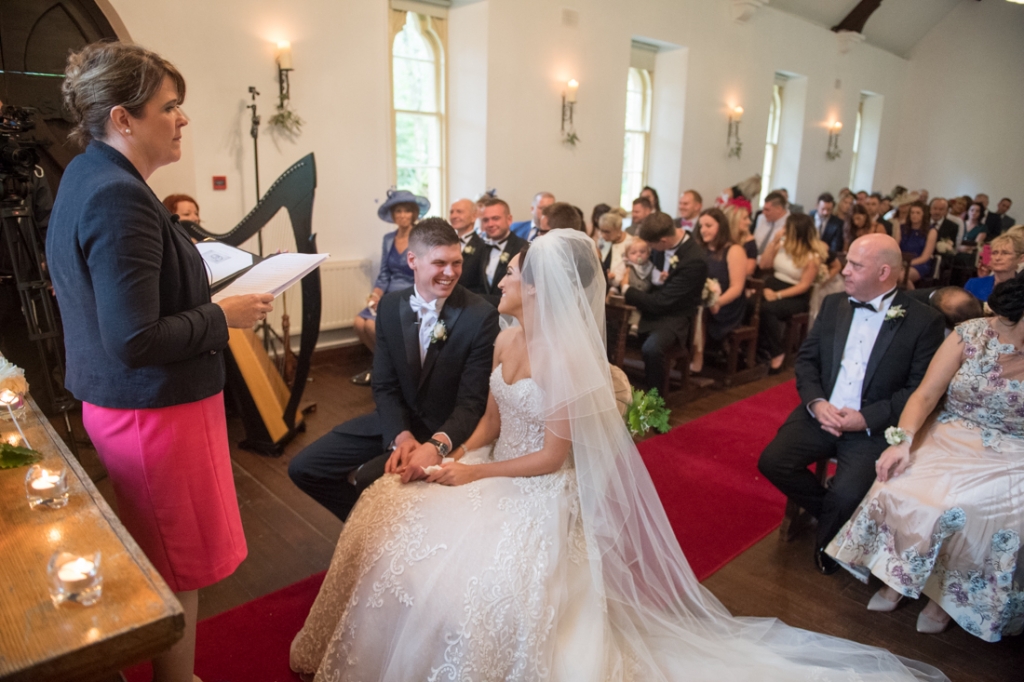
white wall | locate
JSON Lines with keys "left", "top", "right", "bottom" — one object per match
{"left": 891, "top": 0, "right": 1024, "bottom": 205}
{"left": 92, "top": 0, "right": 1020, "bottom": 330}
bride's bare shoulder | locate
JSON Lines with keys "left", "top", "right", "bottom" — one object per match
{"left": 493, "top": 327, "right": 526, "bottom": 363}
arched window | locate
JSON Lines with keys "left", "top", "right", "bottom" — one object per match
{"left": 849, "top": 97, "right": 865, "bottom": 190}
{"left": 620, "top": 67, "right": 652, "bottom": 210}
{"left": 391, "top": 11, "right": 446, "bottom": 213}
{"left": 759, "top": 82, "right": 783, "bottom": 207}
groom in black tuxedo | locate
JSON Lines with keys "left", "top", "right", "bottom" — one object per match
{"left": 289, "top": 219, "right": 499, "bottom": 520}
{"left": 758, "top": 234, "right": 945, "bottom": 573}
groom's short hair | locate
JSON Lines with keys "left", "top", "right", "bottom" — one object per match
{"left": 410, "top": 218, "right": 460, "bottom": 255}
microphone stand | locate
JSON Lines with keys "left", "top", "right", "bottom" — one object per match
{"left": 247, "top": 86, "right": 263, "bottom": 257}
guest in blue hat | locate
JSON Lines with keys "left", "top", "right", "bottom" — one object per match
{"left": 351, "top": 189, "right": 430, "bottom": 385}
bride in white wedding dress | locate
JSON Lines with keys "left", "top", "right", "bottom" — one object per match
{"left": 290, "top": 230, "right": 946, "bottom": 682}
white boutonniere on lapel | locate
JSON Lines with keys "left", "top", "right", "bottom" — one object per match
{"left": 430, "top": 320, "right": 448, "bottom": 345}
{"left": 499, "top": 251, "right": 511, "bottom": 265}
{"left": 669, "top": 255, "right": 679, "bottom": 270}
{"left": 463, "top": 245, "right": 475, "bottom": 255}
{"left": 885, "top": 305, "right": 906, "bottom": 322}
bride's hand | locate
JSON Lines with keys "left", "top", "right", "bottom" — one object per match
{"left": 426, "top": 461, "right": 480, "bottom": 486}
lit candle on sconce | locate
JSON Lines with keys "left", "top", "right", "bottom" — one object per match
{"left": 727, "top": 105, "right": 743, "bottom": 158}
{"left": 827, "top": 120, "right": 843, "bottom": 160}
{"left": 276, "top": 41, "right": 293, "bottom": 70}
{"left": 565, "top": 79, "right": 579, "bottom": 103}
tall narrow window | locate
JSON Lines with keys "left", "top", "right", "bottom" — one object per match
{"left": 391, "top": 11, "right": 446, "bottom": 213}
{"left": 848, "top": 96, "right": 865, "bottom": 190}
{"left": 759, "top": 82, "right": 783, "bottom": 207}
{"left": 620, "top": 66, "right": 652, "bottom": 210}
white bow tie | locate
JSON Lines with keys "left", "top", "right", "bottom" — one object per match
{"left": 410, "top": 293, "right": 438, "bottom": 320}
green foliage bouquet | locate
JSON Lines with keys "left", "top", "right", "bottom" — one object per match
{"left": 625, "top": 387, "right": 671, "bottom": 438}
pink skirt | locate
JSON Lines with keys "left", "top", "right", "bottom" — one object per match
{"left": 83, "top": 392, "right": 247, "bottom": 592}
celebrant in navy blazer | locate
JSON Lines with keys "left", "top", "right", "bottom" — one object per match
{"left": 46, "top": 41, "right": 272, "bottom": 682}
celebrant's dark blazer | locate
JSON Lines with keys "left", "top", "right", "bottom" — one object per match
{"left": 47, "top": 140, "right": 229, "bottom": 409}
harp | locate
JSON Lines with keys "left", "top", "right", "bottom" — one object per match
{"left": 182, "top": 154, "right": 320, "bottom": 455}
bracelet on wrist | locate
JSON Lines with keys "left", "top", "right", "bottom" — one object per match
{"left": 884, "top": 426, "right": 913, "bottom": 447}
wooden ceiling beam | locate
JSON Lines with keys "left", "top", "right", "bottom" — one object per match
{"left": 831, "top": 0, "right": 883, "bottom": 34}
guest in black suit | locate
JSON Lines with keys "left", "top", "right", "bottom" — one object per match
{"left": 622, "top": 212, "right": 708, "bottom": 392}
{"left": 809, "top": 192, "right": 844, "bottom": 256}
{"left": 926, "top": 197, "right": 960, "bottom": 247}
{"left": 758, "top": 234, "right": 945, "bottom": 574}
{"left": 451, "top": 198, "right": 486, "bottom": 292}
{"left": 984, "top": 197, "right": 1014, "bottom": 238}
{"left": 866, "top": 193, "right": 893, "bottom": 236}
{"left": 625, "top": 196, "right": 653, "bottom": 236}
{"left": 289, "top": 219, "right": 499, "bottom": 521}
{"left": 473, "top": 198, "right": 527, "bottom": 307}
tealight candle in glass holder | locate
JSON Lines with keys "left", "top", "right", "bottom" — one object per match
{"left": 0, "top": 388, "right": 26, "bottom": 421}
{"left": 48, "top": 551, "right": 103, "bottom": 606}
{"left": 25, "top": 464, "right": 69, "bottom": 509}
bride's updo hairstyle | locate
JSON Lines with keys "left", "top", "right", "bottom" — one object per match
{"left": 62, "top": 41, "right": 185, "bottom": 148}
{"left": 989, "top": 277, "right": 1024, "bottom": 324}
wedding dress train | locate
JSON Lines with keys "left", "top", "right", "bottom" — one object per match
{"left": 290, "top": 230, "right": 945, "bottom": 681}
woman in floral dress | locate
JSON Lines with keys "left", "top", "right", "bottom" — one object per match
{"left": 827, "top": 277, "right": 1024, "bottom": 641}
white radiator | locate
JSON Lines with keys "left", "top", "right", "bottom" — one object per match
{"left": 265, "top": 258, "right": 371, "bottom": 335}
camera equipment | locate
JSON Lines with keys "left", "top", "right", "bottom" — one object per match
{"left": 0, "top": 104, "right": 77, "bottom": 449}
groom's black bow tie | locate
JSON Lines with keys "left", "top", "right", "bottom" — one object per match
{"left": 849, "top": 288, "right": 897, "bottom": 313}
{"left": 484, "top": 237, "right": 508, "bottom": 249}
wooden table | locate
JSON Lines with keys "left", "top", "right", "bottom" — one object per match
{"left": 0, "top": 400, "right": 183, "bottom": 682}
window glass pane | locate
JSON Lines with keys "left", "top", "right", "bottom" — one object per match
{"left": 624, "top": 67, "right": 648, "bottom": 132}
{"left": 620, "top": 131, "right": 646, "bottom": 209}
{"left": 395, "top": 111, "right": 441, "bottom": 212}
{"left": 393, "top": 15, "right": 436, "bottom": 112}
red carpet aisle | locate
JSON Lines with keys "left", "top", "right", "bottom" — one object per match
{"left": 124, "top": 572, "right": 325, "bottom": 682}
{"left": 636, "top": 380, "right": 801, "bottom": 579}
{"left": 126, "top": 380, "right": 800, "bottom": 682}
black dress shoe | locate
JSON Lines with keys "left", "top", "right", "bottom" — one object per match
{"left": 350, "top": 369, "right": 372, "bottom": 386}
{"left": 815, "top": 547, "right": 840, "bottom": 575}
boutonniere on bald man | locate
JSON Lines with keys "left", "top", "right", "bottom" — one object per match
{"left": 885, "top": 305, "right": 906, "bottom": 322}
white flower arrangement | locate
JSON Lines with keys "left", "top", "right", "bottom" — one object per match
{"left": 499, "top": 251, "right": 511, "bottom": 264}
{"left": 885, "top": 305, "right": 906, "bottom": 322}
{"left": 884, "top": 426, "right": 912, "bottom": 447}
{"left": 463, "top": 245, "right": 476, "bottom": 255}
{"left": 702, "top": 278, "right": 722, "bottom": 308}
{"left": 669, "top": 255, "right": 679, "bottom": 269}
{"left": 0, "top": 355, "right": 29, "bottom": 397}
{"left": 935, "top": 238, "right": 955, "bottom": 255}
{"left": 430, "top": 320, "right": 448, "bottom": 345}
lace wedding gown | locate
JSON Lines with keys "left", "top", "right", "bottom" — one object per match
{"left": 291, "top": 365, "right": 943, "bottom": 681}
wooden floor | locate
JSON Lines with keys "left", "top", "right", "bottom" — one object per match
{"left": 69, "top": 347, "right": 1020, "bottom": 682}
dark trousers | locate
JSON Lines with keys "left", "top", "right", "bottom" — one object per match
{"left": 757, "top": 276, "right": 810, "bottom": 360}
{"left": 638, "top": 324, "right": 687, "bottom": 393}
{"left": 287, "top": 412, "right": 391, "bottom": 521}
{"left": 757, "top": 406, "right": 885, "bottom": 548}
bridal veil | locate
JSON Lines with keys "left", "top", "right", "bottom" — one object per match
{"left": 520, "top": 230, "right": 946, "bottom": 681}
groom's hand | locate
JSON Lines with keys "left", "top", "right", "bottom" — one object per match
{"left": 385, "top": 432, "right": 419, "bottom": 474}
{"left": 402, "top": 443, "right": 444, "bottom": 478}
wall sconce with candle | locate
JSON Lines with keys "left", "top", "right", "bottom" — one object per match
{"left": 562, "top": 79, "right": 579, "bottom": 146}
{"left": 826, "top": 121, "right": 842, "bottom": 160}
{"left": 727, "top": 106, "right": 743, "bottom": 158}
{"left": 267, "top": 41, "right": 304, "bottom": 136}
